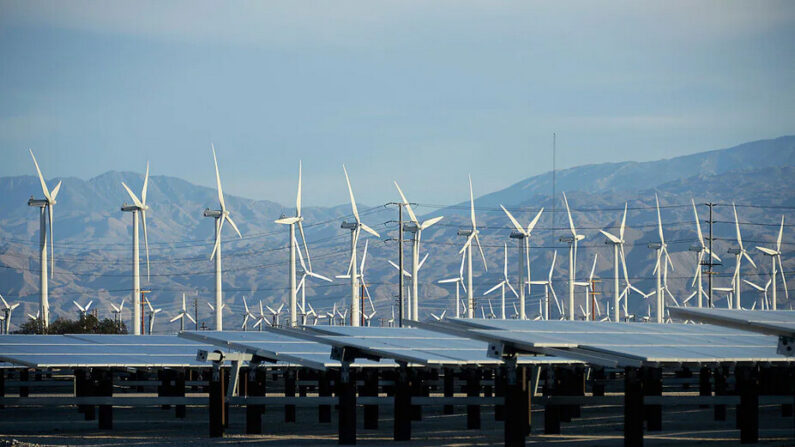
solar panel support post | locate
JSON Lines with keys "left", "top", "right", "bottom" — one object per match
{"left": 543, "top": 367, "right": 560, "bottom": 434}
{"left": 245, "top": 364, "right": 265, "bottom": 434}
{"left": 97, "top": 369, "right": 113, "bottom": 430}
{"left": 714, "top": 366, "right": 727, "bottom": 421}
{"left": 393, "top": 364, "right": 411, "bottom": 441}
{"left": 624, "top": 367, "right": 644, "bottom": 447}
{"left": 643, "top": 367, "right": 662, "bottom": 431}
{"left": 318, "top": 370, "right": 332, "bottom": 423}
{"left": 209, "top": 362, "right": 225, "bottom": 438}
{"left": 466, "top": 368, "right": 481, "bottom": 430}
{"left": 175, "top": 369, "right": 186, "bottom": 418}
{"left": 0, "top": 369, "right": 4, "bottom": 409}
{"left": 338, "top": 360, "right": 357, "bottom": 445}
{"left": 737, "top": 365, "right": 760, "bottom": 444}
{"left": 284, "top": 368, "right": 296, "bottom": 423}
{"left": 363, "top": 369, "right": 379, "bottom": 429}
{"left": 411, "top": 370, "right": 423, "bottom": 421}
{"left": 443, "top": 367, "right": 454, "bottom": 415}
{"left": 19, "top": 368, "right": 29, "bottom": 398}
{"left": 503, "top": 356, "right": 526, "bottom": 446}
{"left": 699, "top": 367, "right": 712, "bottom": 409}
{"left": 494, "top": 365, "right": 505, "bottom": 421}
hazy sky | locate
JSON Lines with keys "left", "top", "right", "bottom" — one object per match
{"left": 1, "top": 1, "right": 793, "bottom": 206}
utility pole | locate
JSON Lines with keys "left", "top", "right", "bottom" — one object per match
{"left": 194, "top": 297, "right": 199, "bottom": 331}
{"left": 398, "top": 203, "right": 404, "bottom": 327}
{"left": 590, "top": 277, "right": 601, "bottom": 321}
{"left": 141, "top": 290, "right": 150, "bottom": 335}
{"left": 704, "top": 202, "right": 720, "bottom": 308}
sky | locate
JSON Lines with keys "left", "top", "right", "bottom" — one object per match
{"left": 0, "top": 0, "right": 793, "bottom": 207}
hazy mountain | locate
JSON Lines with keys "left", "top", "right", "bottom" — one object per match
{"left": 0, "top": 136, "right": 793, "bottom": 331}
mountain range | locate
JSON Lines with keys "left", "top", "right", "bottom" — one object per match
{"left": 0, "top": 136, "right": 793, "bottom": 331}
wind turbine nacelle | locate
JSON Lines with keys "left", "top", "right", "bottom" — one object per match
{"left": 727, "top": 248, "right": 742, "bottom": 255}
{"left": 402, "top": 222, "right": 419, "bottom": 232}
{"left": 340, "top": 221, "right": 357, "bottom": 230}
{"left": 121, "top": 205, "right": 139, "bottom": 212}
{"left": 559, "top": 236, "right": 576, "bottom": 243}
{"left": 688, "top": 245, "right": 702, "bottom": 252}
{"left": 457, "top": 229, "right": 473, "bottom": 237}
{"left": 509, "top": 231, "right": 526, "bottom": 239}
{"left": 647, "top": 242, "right": 662, "bottom": 250}
{"left": 203, "top": 209, "right": 223, "bottom": 218}
{"left": 27, "top": 199, "right": 48, "bottom": 207}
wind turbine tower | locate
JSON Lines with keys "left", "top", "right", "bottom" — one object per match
{"left": 120, "top": 163, "right": 151, "bottom": 335}
{"left": 600, "top": 203, "right": 628, "bottom": 322}
{"left": 500, "top": 205, "right": 543, "bottom": 320}
{"left": 27, "top": 150, "right": 61, "bottom": 330}
{"left": 458, "top": 176, "right": 487, "bottom": 318}
{"left": 559, "top": 193, "right": 584, "bottom": 321}
{"left": 203, "top": 145, "right": 243, "bottom": 331}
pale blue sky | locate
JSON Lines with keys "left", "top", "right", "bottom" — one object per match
{"left": 1, "top": 0, "right": 793, "bottom": 206}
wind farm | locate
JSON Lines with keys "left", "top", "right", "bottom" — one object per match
{"left": 0, "top": 1, "right": 794, "bottom": 446}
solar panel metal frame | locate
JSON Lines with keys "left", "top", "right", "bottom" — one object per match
{"left": 668, "top": 308, "right": 795, "bottom": 338}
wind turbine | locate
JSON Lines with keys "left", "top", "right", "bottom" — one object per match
{"left": 559, "top": 193, "right": 585, "bottom": 321}
{"left": 120, "top": 162, "right": 151, "bottom": 335}
{"left": 575, "top": 254, "right": 598, "bottom": 321}
{"left": 295, "top": 236, "right": 332, "bottom": 314}
{"left": 394, "top": 182, "right": 443, "bottom": 320}
{"left": 266, "top": 303, "right": 285, "bottom": 327}
{"left": 689, "top": 199, "right": 721, "bottom": 308}
{"left": 600, "top": 203, "right": 632, "bottom": 322}
{"left": 169, "top": 294, "right": 196, "bottom": 332}
{"left": 755, "top": 216, "right": 788, "bottom": 310}
{"left": 742, "top": 280, "right": 767, "bottom": 310}
{"left": 203, "top": 145, "right": 243, "bottom": 331}
{"left": 727, "top": 203, "right": 757, "bottom": 309}
{"left": 239, "top": 296, "right": 256, "bottom": 330}
{"left": 275, "top": 161, "right": 312, "bottom": 327}
{"left": 649, "top": 194, "right": 674, "bottom": 323}
{"left": 530, "top": 251, "right": 562, "bottom": 320}
{"left": 73, "top": 299, "right": 93, "bottom": 320}
{"left": 109, "top": 298, "right": 125, "bottom": 330}
{"left": 146, "top": 300, "right": 162, "bottom": 334}
{"left": 252, "top": 301, "right": 269, "bottom": 331}
{"left": 483, "top": 243, "right": 519, "bottom": 319}
{"left": 27, "top": 149, "right": 62, "bottom": 330}
{"left": 340, "top": 165, "right": 380, "bottom": 327}
{"left": 0, "top": 294, "right": 20, "bottom": 334}
{"left": 458, "top": 175, "right": 488, "bottom": 318}
{"left": 438, "top": 252, "right": 467, "bottom": 318}
{"left": 500, "top": 205, "right": 543, "bottom": 320}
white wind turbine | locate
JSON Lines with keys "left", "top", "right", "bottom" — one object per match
{"left": 438, "top": 252, "right": 467, "bottom": 318}
{"left": 649, "top": 194, "right": 674, "bottom": 323}
{"left": 340, "top": 166, "right": 380, "bottom": 327}
{"left": 755, "top": 216, "right": 788, "bottom": 310}
{"left": 169, "top": 294, "right": 196, "bottom": 332}
{"left": 120, "top": 162, "right": 151, "bottom": 335}
{"left": 573, "top": 254, "right": 598, "bottom": 321}
{"left": 559, "top": 193, "right": 585, "bottom": 321}
{"left": 252, "top": 301, "right": 269, "bottom": 331}
{"left": 146, "top": 299, "right": 162, "bottom": 334}
{"left": 458, "top": 175, "right": 488, "bottom": 318}
{"left": 206, "top": 301, "right": 227, "bottom": 328}
{"left": 728, "top": 204, "right": 757, "bottom": 309}
{"left": 388, "top": 252, "right": 429, "bottom": 317}
{"left": 530, "top": 251, "right": 562, "bottom": 320}
{"left": 395, "top": 182, "right": 443, "bottom": 320}
{"left": 27, "top": 149, "right": 62, "bottom": 330}
{"left": 265, "top": 303, "right": 285, "bottom": 327}
{"left": 73, "top": 299, "right": 93, "bottom": 320}
{"left": 483, "top": 243, "right": 519, "bottom": 319}
{"left": 275, "top": 161, "right": 313, "bottom": 327}
{"left": 295, "top": 235, "right": 332, "bottom": 314}
{"left": 0, "top": 294, "right": 20, "bottom": 334}
{"left": 203, "top": 145, "right": 243, "bottom": 331}
{"left": 600, "top": 203, "right": 629, "bottom": 322}
{"left": 689, "top": 199, "right": 722, "bottom": 308}
{"left": 109, "top": 298, "right": 125, "bottom": 329}
{"left": 744, "top": 279, "right": 772, "bottom": 310}
{"left": 500, "top": 205, "right": 543, "bottom": 320}
{"left": 239, "top": 296, "right": 255, "bottom": 331}
{"left": 430, "top": 309, "right": 447, "bottom": 321}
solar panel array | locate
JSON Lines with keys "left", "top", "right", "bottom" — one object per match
{"left": 442, "top": 318, "right": 793, "bottom": 367}
{"left": 668, "top": 308, "right": 795, "bottom": 337}
{"left": 0, "top": 334, "right": 215, "bottom": 368}
{"left": 303, "top": 326, "right": 578, "bottom": 366}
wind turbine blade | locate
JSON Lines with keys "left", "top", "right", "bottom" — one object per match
{"left": 743, "top": 279, "right": 764, "bottom": 291}
{"left": 225, "top": 215, "right": 243, "bottom": 239}
{"left": 500, "top": 205, "right": 525, "bottom": 234}
{"left": 394, "top": 182, "right": 418, "bottom": 224}
{"left": 121, "top": 182, "right": 143, "bottom": 208}
{"left": 438, "top": 278, "right": 460, "bottom": 284}
{"left": 733, "top": 203, "right": 743, "bottom": 250}
{"left": 474, "top": 233, "right": 488, "bottom": 271}
{"left": 778, "top": 255, "right": 788, "bottom": 298}
{"left": 777, "top": 216, "right": 785, "bottom": 252}
{"left": 691, "top": 251, "right": 703, "bottom": 288}
{"left": 562, "top": 192, "right": 576, "bottom": 237}
{"left": 620, "top": 203, "right": 627, "bottom": 240}
{"left": 503, "top": 243, "right": 508, "bottom": 279}
{"left": 342, "top": 165, "right": 359, "bottom": 222}
{"left": 308, "top": 271, "right": 333, "bottom": 282}
{"left": 692, "top": 198, "right": 704, "bottom": 247}
{"left": 484, "top": 282, "right": 502, "bottom": 296}
{"left": 468, "top": 174, "right": 476, "bottom": 229}
{"left": 29, "top": 149, "right": 51, "bottom": 201}
{"left": 620, "top": 245, "right": 630, "bottom": 281}
{"left": 549, "top": 250, "right": 557, "bottom": 280}
{"left": 275, "top": 217, "right": 300, "bottom": 225}
{"left": 210, "top": 217, "right": 222, "bottom": 260}
{"left": 743, "top": 251, "right": 757, "bottom": 269}
{"left": 420, "top": 216, "right": 443, "bottom": 231}
{"left": 141, "top": 162, "right": 149, "bottom": 204}
{"left": 50, "top": 181, "right": 62, "bottom": 200}
{"left": 589, "top": 254, "right": 598, "bottom": 282}
{"left": 297, "top": 221, "right": 311, "bottom": 272}
{"left": 142, "top": 209, "right": 150, "bottom": 281}
{"left": 527, "top": 208, "right": 544, "bottom": 234}
{"left": 418, "top": 252, "right": 430, "bottom": 270}
{"left": 756, "top": 246, "right": 778, "bottom": 256}
{"left": 360, "top": 240, "right": 369, "bottom": 274}
{"left": 600, "top": 230, "right": 621, "bottom": 244}
{"left": 211, "top": 144, "right": 226, "bottom": 211}
{"left": 459, "top": 233, "right": 474, "bottom": 254}
{"left": 506, "top": 281, "right": 519, "bottom": 298}
{"left": 170, "top": 313, "right": 183, "bottom": 323}
{"left": 294, "top": 235, "right": 308, "bottom": 272}
{"left": 360, "top": 223, "right": 380, "bottom": 238}
{"left": 683, "top": 291, "right": 697, "bottom": 304}
{"left": 704, "top": 247, "right": 722, "bottom": 263}
{"left": 296, "top": 160, "right": 302, "bottom": 217}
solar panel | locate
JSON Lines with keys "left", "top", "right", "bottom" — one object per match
{"left": 0, "top": 334, "right": 216, "bottom": 368}
{"left": 668, "top": 308, "right": 795, "bottom": 338}
{"left": 179, "top": 330, "right": 392, "bottom": 370}
{"left": 433, "top": 319, "right": 793, "bottom": 367}
{"left": 303, "top": 326, "right": 579, "bottom": 366}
